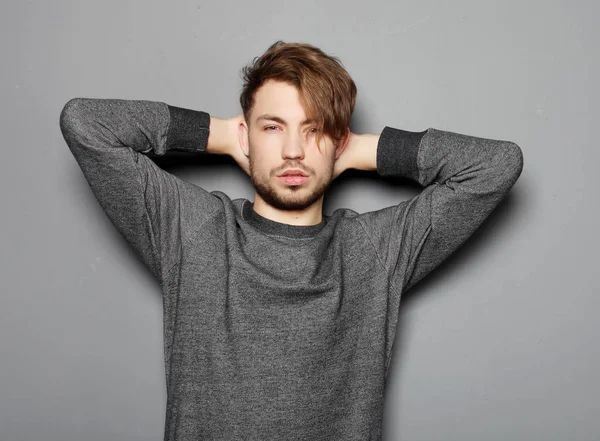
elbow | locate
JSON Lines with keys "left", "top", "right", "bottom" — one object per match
{"left": 507, "top": 141, "right": 524, "bottom": 181}
{"left": 496, "top": 141, "right": 524, "bottom": 192}
{"left": 59, "top": 98, "right": 80, "bottom": 134}
{"left": 59, "top": 98, "right": 89, "bottom": 139}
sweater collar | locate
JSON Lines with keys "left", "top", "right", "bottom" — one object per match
{"left": 242, "top": 200, "right": 327, "bottom": 239}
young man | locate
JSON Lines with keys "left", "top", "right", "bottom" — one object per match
{"left": 59, "top": 41, "right": 523, "bottom": 441}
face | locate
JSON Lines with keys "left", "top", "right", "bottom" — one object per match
{"left": 240, "top": 80, "right": 339, "bottom": 211}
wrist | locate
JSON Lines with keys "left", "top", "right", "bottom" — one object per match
{"left": 207, "top": 116, "right": 232, "bottom": 155}
{"left": 350, "top": 133, "right": 379, "bottom": 172}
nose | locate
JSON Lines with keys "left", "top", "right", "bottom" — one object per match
{"left": 282, "top": 130, "right": 306, "bottom": 160}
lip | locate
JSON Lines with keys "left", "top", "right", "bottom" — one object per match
{"left": 277, "top": 169, "right": 308, "bottom": 177}
{"left": 278, "top": 175, "right": 309, "bottom": 186}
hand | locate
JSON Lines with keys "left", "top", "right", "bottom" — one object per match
{"left": 332, "top": 129, "right": 358, "bottom": 180}
{"left": 334, "top": 131, "right": 379, "bottom": 177}
{"left": 227, "top": 115, "right": 251, "bottom": 177}
{"left": 207, "top": 114, "right": 250, "bottom": 176}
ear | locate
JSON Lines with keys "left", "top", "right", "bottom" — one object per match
{"left": 239, "top": 119, "right": 250, "bottom": 157}
{"left": 335, "top": 127, "right": 351, "bottom": 160}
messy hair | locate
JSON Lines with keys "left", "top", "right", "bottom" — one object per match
{"left": 239, "top": 40, "right": 357, "bottom": 150}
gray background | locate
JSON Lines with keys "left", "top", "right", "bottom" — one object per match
{"left": 2, "top": 0, "right": 598, "bottom": 440}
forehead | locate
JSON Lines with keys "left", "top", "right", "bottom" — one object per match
{"left": 252, "top": 80, "right": 308, "bottom": 122}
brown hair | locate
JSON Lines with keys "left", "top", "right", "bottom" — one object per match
{"left": 239, "top": 40, "right": 357, "bottom": 149}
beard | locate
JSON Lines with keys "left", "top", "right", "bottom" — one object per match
{"left": 249, "top": 156, "right": 334, "bottom": 211}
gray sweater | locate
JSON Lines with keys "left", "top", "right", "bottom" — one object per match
{"left": 59, "top": 98, "right": 523, "bottom": 441}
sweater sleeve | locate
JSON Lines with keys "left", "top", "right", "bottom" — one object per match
{"left": 357, "top": 126, "right": 524, "bottom": 295}
{"left": 59, "top": 98, "right": 221, "bottom": 285}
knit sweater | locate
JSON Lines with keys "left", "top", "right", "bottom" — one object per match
{"left": 59, "top": 97, "right": 523, "bottom": 441}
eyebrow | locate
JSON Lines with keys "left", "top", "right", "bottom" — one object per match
{"left": 255, "top": 114, "right": 316, "bottom": 126}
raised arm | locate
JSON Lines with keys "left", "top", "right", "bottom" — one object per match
{"left": 352, "top": 126, "right": 524, "bottom": 295}
{"left": 59, "top": 98, "right": 224, "bottom": 285}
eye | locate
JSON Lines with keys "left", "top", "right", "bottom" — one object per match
{"left": 265, "top": 126, "right": 279, "bottom": 131}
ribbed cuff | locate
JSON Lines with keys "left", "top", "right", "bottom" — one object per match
{"left": 165, "top": 105, "right": 211, "bottom": 152}
{"left": 376, "top": 126, "right": 427, "bottom": 181}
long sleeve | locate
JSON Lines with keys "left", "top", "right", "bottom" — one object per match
{"left": 357, "top": 126, "right": 524, "bottom": 295}
{"left": 59, "top": 98, "right": 221, "bottom": 285}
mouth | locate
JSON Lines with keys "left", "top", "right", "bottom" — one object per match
{"left": 277, "top": 169, "right": 308, "bottom": 178}
{"left": 278, "top": 175, "right": 309, "bottom": 186}
{"left": 277, "top": 168, "right": 309, "bottom": 186}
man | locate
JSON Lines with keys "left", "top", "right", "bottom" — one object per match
{"left": 59, "top": 40, "right": 523, "bottom": 441}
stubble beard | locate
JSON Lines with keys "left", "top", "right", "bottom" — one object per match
{"left": 249, "top": 155, "right": 334, "bottom": 211}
